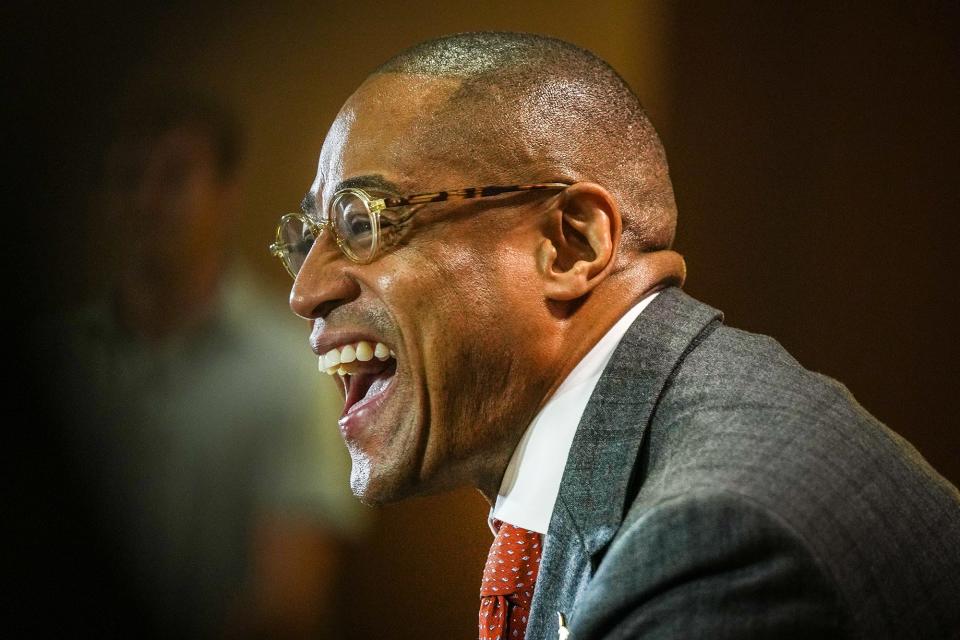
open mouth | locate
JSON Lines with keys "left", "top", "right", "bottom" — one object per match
{"left": 318, "top": 340, "right": 398, "bottom": 416}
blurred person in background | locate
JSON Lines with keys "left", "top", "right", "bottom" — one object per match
{"left": 56, "top": 87, "right": 364, "bottom": 638}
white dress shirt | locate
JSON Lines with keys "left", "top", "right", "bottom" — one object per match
{"left": 490, "top": 292, "right": 660, "bottom": 534}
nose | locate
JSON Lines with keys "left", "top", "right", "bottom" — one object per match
{"left": 289, "top": 241, "right": 361, "bottom": 320}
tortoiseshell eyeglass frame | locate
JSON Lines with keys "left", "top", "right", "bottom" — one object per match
{"left": 270, "top": 182, "right": 571, "bottom": 276}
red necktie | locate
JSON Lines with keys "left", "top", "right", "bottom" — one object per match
{"left": 479, "top": 520, "right": 543, "bottom": 640}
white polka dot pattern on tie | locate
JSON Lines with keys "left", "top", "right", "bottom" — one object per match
{"left": 478, "top": 520, "right": 542, "bottom": 640}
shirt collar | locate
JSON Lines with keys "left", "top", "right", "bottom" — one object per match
{"left": 489, "top": 291, "right": 660, "bottom": 534}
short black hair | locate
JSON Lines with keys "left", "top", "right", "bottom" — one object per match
{"left": 109, "top": 86, "right": 242, "bottom": 182}
{"left": 374, "top": 32, "right": 676, "bottom": 252}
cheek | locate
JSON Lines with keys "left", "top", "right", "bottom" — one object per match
{"left": 379, "top": 241, "right": 498, "bottom": 321}
{"left": 418, "top": 250, "right": 504, "bottom": 335}
{"left": 379, "top": 229, "right": 542, "bottom": 370}
{"left": 409, "top": 232, "right": 541, "bottom": 345}
{"left": 423, "top": 247, "right": 535, "bottom": 404}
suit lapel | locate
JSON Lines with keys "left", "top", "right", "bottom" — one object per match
{"left": 526, "top": 287, "right": 723, "bottom": 638}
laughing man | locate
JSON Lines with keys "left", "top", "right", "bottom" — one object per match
{"left": 271, "top": 32, "right": 960, "bottom": 640}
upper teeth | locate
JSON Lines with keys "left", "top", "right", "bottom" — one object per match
{"left": 319, "top": 340, "right": 395, "bottom": 376}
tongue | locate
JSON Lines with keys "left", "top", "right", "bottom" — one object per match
{"left": 365, "top": 373, "right": 392, "bottom": 401}
{"left": 347, "top": 361, "right": 397, "bottom": 413}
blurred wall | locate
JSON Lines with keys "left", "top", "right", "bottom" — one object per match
{"left": 14, "top": 1, "right": 958, "bottom": 638}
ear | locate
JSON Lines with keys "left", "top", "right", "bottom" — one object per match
{"left": 536, "top": 182, "right": 621, "bottom": 301}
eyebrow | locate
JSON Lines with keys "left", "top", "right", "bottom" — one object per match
{"left": 300, "top": 191, "right": 318, "bottom": 216}
{"left": 301, "top": 174, "right": 405, "bottom": 219}
{"left": 334, "top": 174, "right": 404, "bottom": 196}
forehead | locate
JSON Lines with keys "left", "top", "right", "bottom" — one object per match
{"left": 313, "top": 73, "right": 463, "bottom": 201}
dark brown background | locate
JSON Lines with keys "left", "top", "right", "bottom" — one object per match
{"left": 12, "top": 2, "right": 958, "bottom": 637}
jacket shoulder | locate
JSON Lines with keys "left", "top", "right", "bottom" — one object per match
{"left": 635, "top": 322, "right": 960, "bottom": 639}
{"left": 574, "top": 489, "right": 845, "bottom": 638}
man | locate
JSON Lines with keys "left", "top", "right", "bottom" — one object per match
{"left": 272, "top": 33, "right": 960, "bottom": 638}
{"left": 58, "top": 89, "right": 363, "bottom": 637}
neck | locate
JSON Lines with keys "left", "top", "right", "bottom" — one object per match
{"left": 476, "top": 249, "right": 686, "bottom": 505}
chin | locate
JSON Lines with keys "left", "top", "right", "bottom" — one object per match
{"left": 347, "top": 448, "right": 465, "bottom": 506}
{"left": 347, "top": 448, "right": 417, "bottom": 506}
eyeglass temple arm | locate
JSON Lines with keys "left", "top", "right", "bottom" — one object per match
{"left": 380, "top": 182, "right": 571, "bottom": 209}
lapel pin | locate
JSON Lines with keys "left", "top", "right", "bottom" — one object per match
{"left": 557, "top": 611, "right": 570, "bottom": 639}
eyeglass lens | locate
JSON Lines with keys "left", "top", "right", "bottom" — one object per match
{"left": 278, "top": 193, "right": 379, "bottom": 275}
{"left": 278, "top": 216, "right": 317, "bottom": 275}
{"left": 331, "top": 191, "right": 378, "bottom": 263}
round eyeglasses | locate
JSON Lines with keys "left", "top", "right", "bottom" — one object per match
{"left": 269, "top": 182, "right": 570, "bottom": 278}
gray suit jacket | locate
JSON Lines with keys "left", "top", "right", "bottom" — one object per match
{"left": 526, "top": 287, "right": 960, "bottom": 639}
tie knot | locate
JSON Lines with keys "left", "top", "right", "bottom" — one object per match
{"left": 480, "top": 522, "right": 542, "bottom": 599}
